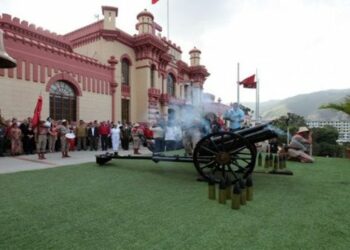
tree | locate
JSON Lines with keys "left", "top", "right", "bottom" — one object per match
{"left": 312, "top": 126, "right": 344, "bottom": 157}
{"left": 271, "top": 113, "right": 307, "bottom": 144}
{"left": 312, "top": 125, "right": 338, "bottom": 145}
{"left": 319, "top": 95, "right": 350, "bottom": 116}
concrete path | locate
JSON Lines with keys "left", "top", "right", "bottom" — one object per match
{"left": 0, "top": 148, "right": 152, "bottom": 174}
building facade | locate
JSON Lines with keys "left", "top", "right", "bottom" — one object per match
{"left": 0, "top": 6, "right": 209, "bottom": 123}
{"left": 306, "top": 120, "right": 350, "bottom": 143}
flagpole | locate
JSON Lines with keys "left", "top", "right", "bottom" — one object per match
{"left": 237, "top": 62, "right": 240, "bottom": 105}
{"left": 167, "top": 0, "right": 170, "bottom": 39}
{"left": 256, "top": 69, "right": 259, "bottom": 122}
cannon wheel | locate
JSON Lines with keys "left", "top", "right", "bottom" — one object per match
{"left": 193, "top": 132, "right": 256, "bottom": 183}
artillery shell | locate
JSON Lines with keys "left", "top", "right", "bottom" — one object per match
{"left": 273, "top": 154, "right": 278, "bottom": 170}
{"left": 280, "top": 154, "right": 286, "bottom": 169}
{"left": 218, "top": 180, "right": 226, "bottom": 204}
{"left": 246, "top": 176, "right": 253, "bottom": 201}
{"left": 257, "top": 152, "right": 262, "bottom": 167}
{"left": 264, "top": 154, "right": 269, "bottom": 169}
{"left": 231, "top": 182, "right": 241, "bottom": 210}
{"left": 268, "top": 153, "right": 273, "bottom": 168}
{"left": 284, "top": 154, "right": 288, "bottom": 168}
{"left": 278, "top": 154, "right": 283, "bottom": 169}
{"left": 208, "top": 181, "right": 216, "bottom": 200}
{"left": 226, "top": 179, "right": 232, "bottom": 200}
{"left": 239, "top": 179, "right": 247, "bottom": 205}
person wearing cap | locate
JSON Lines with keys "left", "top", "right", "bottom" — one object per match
{"left": 288, "top": 126, "right": 314, "bottom": 163}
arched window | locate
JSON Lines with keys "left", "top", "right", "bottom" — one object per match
{"left": 49, "top": 81, "right": 77, "bottom": 121}
{"left": 167, "top": 74, "right": 175, "bottom": 97}
{"left": 150, "top": 65, "right": 156, "bottom": 88}
{"left": 121, "top": 59, "right": 130, "bottom": 85}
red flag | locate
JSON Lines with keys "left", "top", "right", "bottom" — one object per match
{"left": 32, "top": 96, "right": 43, "bottom": 128}
{"left": 152, "top": 0, "right": 159, "bottom": 4}
{"left": 240, "top": 74, "right": 256, "bottom": 88}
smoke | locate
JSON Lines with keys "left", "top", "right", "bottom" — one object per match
{"left": 267, "top": 124, "right": 287, "bottom": 136}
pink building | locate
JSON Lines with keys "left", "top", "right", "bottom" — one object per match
{"left": 0, "top": 6, "right": 209, "bottom": 123}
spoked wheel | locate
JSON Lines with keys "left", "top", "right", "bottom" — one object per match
{"left": 193, "top": 132, "right": 256, "bottom": 184}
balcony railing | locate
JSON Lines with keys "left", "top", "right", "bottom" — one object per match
{"left": 121, "top": 84, "right": 130, "bottom": 97}
{"left": 148, "top": 88, "right": 161, "bottom": 98}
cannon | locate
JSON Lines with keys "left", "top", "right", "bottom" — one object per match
{"left": 96, "top": 123, "right": 278, "bottom": 184}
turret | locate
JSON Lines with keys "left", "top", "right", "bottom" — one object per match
{"left": 136, "top": 9, "right": 154, "bottom": 35}
{"left": 189, "top": 47, "right": 201, "bottom": 66}
{"left": 102, "top": 6, "right": 118, "bottom": 30}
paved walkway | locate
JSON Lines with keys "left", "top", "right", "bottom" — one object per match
{"left": 0, "top": 148, "right": 152, "bottom": 174}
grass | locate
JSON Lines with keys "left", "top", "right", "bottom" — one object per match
{"left": 0, "top": 157, "right": 349, "bottom": 249}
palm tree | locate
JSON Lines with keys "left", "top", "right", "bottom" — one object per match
{"left": 319, "top": 95, "right": 350, "bottom": 116}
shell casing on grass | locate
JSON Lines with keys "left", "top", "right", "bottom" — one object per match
{"left": 246, "top": 176, "right": 253, "bottom": 201}
{"left": 257, "top": 152, "right": 262, "bottom": 167}
{"left": 264, "top": 154, "right": 269, "bottom": 169}
{"left": 273, "top": 154, "right": 279, "bottom": 170}
{"left": 218, "top": 180, "right": 227, "bottom": 204}
{"left": 208, "top": 181, "right": 216, "bottom": 200}
{"left": 268, "top": 154, "right": 274, "bottom": 168}
{"left": 231, "top": 182, "right": 241, "bottom": 210}
{"left": 226, "top": 182, "right": 232, "bottom": 200}
{"left": 239, "top": 179, "right": 247, "bottom": 205}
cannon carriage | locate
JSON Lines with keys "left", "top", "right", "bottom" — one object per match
{"left": 96, "top": 123, "right": 278, "bottom": 184}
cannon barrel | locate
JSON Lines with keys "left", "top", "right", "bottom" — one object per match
{"left": 234, "top": 123, "right": 277, "bottom": 144}
{"left": 235, "top": 123, "right": 270, "bottom": 137}
{"left": 243, "top": 128, "right": 278, "bottom": 144}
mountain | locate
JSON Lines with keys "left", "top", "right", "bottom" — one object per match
{"left": 243, "top": 89, "right": 350, "bottom": 121}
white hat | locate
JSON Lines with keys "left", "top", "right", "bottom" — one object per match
{"left": 297, "top": 127, "right": 309, "bottom": 133}
{"left": 134, "top": 123, "right": 140, "bottom": 127}
{"left": 62, "top": 119, "right": 67, "bottom": 123}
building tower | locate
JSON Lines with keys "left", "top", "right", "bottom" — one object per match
{"left": 189, "top": 47, "right": 204, "bottom": 106}
{"left": 102, "top": 6, "right": 118, "bottom": 30}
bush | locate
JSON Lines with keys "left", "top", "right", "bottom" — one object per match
{"left": 313, "top": 142, "right": 344, "bottom": 157}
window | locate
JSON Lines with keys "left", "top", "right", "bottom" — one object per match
{"left": 122, "top": 99, "right": 130, "bottom": 123}
{"left": 121, "top": 59, "right": 130, "bottom": 85}
{"left": 150, "top": 65, "right": 156, "bottom": 88}
{"left": 49, "top": 81, "right": 76, "bottom": 121}
{"left": 167, "top": 74, "right": 175, "bottom": 97}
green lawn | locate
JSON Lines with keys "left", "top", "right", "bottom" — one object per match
{"left": 0, "top": 157, "right": 349, "bottom": 250}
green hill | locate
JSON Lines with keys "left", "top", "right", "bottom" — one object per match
{"left": 244, "top": 89, "right": 350, "bottom": 120}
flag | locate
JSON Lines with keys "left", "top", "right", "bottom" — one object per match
{"left": 240, "top": 74, "right": 256, "bottom": 88}
{"left": 32, "top": 95, "right": 43, "bottom": 128}
{"left": 152, "top": 0, "right": 159, "bottom": 4}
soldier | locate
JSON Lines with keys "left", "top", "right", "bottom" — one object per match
{"left": 58, "top": 119, "right": 71, "bottom": 158}
{"left": 35, "top": 120, "right": 48, "bottom": 159}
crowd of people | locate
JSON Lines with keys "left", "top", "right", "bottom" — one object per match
{"left": 0, "top": 112, "right": 227, "bottom": 159}
{"left": 0, "top": 102, "right": 314, "bottom": 164}
{"left": 0, "top": 116, "right": 136, "bottom": 159}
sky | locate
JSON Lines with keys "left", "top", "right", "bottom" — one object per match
{"left": 2, "top": 0, "right": 350, "bottom": 104}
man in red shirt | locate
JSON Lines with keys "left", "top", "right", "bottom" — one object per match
{"left": 99, "top": 121, "right": 110, "bottom": 151}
